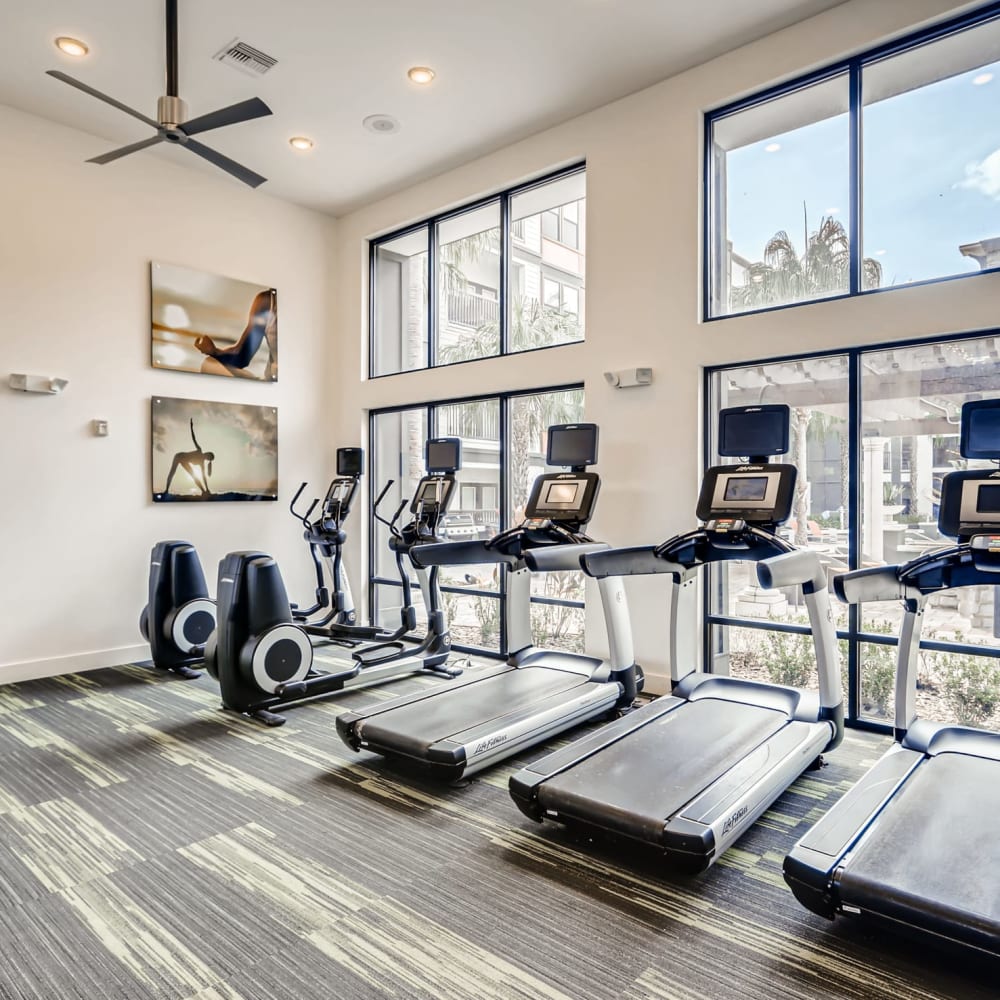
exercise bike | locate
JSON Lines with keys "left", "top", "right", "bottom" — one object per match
{"left": 138, "top": 539, "right": 216, "bottom": 679}
{"left": 202, "top": 437, "right": 465, "bottom": 726}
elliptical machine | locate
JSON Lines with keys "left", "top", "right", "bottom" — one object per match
{"left": 138, "top": 540, "right": 216, "bottom": 679}
{"left": 287, "top": 446, "right": 390, "bottom": 647}
{"left": 203, "top": 437, "right": 464, "bottom": 726}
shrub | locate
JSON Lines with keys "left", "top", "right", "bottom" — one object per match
{"left": 761, "top": 629, "right": 815, "bottom": 688}
{"left": 859, "top": 619, "right": 896, "bottom": 718}
{"left": 473, "top": 596, "right": 500, "bottom": 645}
{"left": 936, "top": 652, "right": 1000, "bottom": 728}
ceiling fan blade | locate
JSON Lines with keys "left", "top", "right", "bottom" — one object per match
{"left": 180, "top": 97, "right": 272, "bottom": 137}
{"left": 88, "top": 135, "right": 165, "bottom": 165}
{"left": 183, "top": 138, "right": 267, "bottom": 189}
{"left": 46, "top": 70, "right": 160, "bottom": 129}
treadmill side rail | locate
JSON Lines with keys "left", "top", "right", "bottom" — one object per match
{"left": 783, "top": 746, "right": 922, "bottom": 917}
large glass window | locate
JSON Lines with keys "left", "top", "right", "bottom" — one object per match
{"left": 371, "top": 166, "right": 585, "bottom": 376}
{"left": 706, "top": 8, "right": 1000, "bottom": 319}
{"left": 708, "top": 331, "right": 1000, "bottom": 732}
{"left": 370, "top": 385, "right": 586, "bottom": 656}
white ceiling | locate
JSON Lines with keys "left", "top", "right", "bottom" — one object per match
{"left": 1, "top": 0, "right": 848, "bottom": 216}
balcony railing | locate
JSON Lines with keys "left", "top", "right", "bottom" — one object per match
{"left": 446, "top": 291, "right": 499, "bottom": 329}
{"left": 437, "top": 404, "right": 500, "bottom": 441}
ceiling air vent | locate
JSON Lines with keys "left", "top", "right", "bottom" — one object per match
{"left": 213, "top": 39, "right": 278, "bottom": 77}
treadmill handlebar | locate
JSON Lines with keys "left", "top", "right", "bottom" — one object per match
{"left": 409, "top": 539, "right": 518, "bottom": 568}
{"left": 524, "top": 542, "right": 608, "bottom": 574}
{"left": 833, "top": 565, "right": 912, "bottom": 605}
{"left": 581, "top": 545, "right": 689, "bottom": 580}
{"left": 757, "top": 549, "right": 825, "bottom": 593}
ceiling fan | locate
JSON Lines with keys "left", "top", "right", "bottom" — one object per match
{"left": 47, "top": 0, "right": 272, "bottom": 188}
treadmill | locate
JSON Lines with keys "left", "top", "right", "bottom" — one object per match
{"left": 783, "top": 398, "right": 1000, "bottom": 957}
{"left": 509, "top": 405, "right": 844, "bottom": 872}
{"left": 336, "top": 423, "right": 639, "bottom": 781}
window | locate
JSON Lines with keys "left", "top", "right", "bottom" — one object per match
{"left": 708, "top": 330, "right": 1000, "bottom": 732}
{"left": 706, "top": 7, "right": 1000, "bottom": 318}
{"left": 371, "top": 166, "right": 585, "bottom": 377}
{"left": 370, "top": 385, "right": 586, "bottom": 655}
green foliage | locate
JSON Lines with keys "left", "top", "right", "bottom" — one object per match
{"left": 473, "top": 596, "right": 500, "bottom": 645}
{"left": 760, "top": 629, "right": 814, "bottom": 688}
{"left": 732, "top": 215, "right": 882, "bottom": 311}
{"left": 933, "top": 650, "right": 1000, "bottom": 728}
{"left": 860, "top": 619, "right": 896, "bottom": 718}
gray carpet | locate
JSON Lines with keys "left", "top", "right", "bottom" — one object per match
{"left": 0, "top": 658, "right": 995, "bottom": 1000}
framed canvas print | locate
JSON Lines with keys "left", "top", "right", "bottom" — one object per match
{"left": 151, "top": 261, "right": 278, "bottom": 381}
{"left": 152, "top": 396, "right": 278, "bottom": 502}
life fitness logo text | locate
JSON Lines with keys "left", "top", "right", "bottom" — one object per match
{"left": 722, "top": 805, "right": 749, "bottom": 835}
{"left": 473, "top": 734, "right": 508, "bottom": 756}
{"left": 734, "top": 465, "right": 764, "bottom": 473}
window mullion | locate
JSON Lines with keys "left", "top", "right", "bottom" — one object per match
{"left": 427, "top": 223, "right": 438, "bottom": 369}
{"left": 848, "top": 60, "right": 862, "bottom": 297}
{"left": 500, "top": 193, "right": 510, "bottom": 357}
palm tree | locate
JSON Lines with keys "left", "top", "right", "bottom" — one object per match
{"left": 733, "top": 214, "right": 882, "bottom": 311}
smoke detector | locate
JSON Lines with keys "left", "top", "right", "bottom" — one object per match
{"left": 363, "top": 114, "right": 401, "bottom": 134}
{"left": 213, "top": 39, "right": 278, "bottom": 77}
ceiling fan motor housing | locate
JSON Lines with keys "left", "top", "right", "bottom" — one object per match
{"left": 157, "top": 95, "right": 187, "bottom": 132}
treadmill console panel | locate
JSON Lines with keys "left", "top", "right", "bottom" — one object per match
{"left": 939, "top": 470, "right": 1000, "bottom": 539}
{"left": 697, "top": 464, "right": 796, "bottom": 525}
{"left": 525, "top": 472, "right": 600, "bottom": 525}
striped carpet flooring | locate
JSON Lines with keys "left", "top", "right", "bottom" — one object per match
{"left": 0, "top": 656, "right": 995, "bottom": 1000}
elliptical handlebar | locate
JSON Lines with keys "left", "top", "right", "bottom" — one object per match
{"left": 290, "top": 482, "right": 312, "bottom": 524}
{"left": 372, "top": 480, "right": 408, "bottom": 541}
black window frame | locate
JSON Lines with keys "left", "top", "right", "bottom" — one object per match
{"left": 703, "top": 2, "right": 1000, "bottom": 322}
{"left": 369, "top": 381, "right": 586, "bottom": 658}
{"left": 705, "top": 327, "right": 1000, "bottom": 736}
{"left": 369, "top": 163, "right": 586, "bottom": 379}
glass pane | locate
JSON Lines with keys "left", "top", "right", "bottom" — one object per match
{"left": 373, "top": 229, "right": 428, "bottom": 376}
{"left": 531, "top": 601, "right": 585, "bottom": 654}
{"left": 709, "top": 624, "right": 844, "bottom": 691}
{"left": 433, "top": 398, "right": 501, "bottom": 590}
{"left": 919, "top": 647, "right": 1000, "bottom": 728}
{"left": 374, "top": 582, "right": 427, "bottom": 631}
{"left": 863, "top": 19, "right": 1000, "bottom": 285}
{"left": 371, "top": 408, "right": 427, "bottom": 581}
{"left": 708, "top": 356, "right": 851, "bottom": 629}
{"left": 510, "top": 171, "right": 586, "bottom": 351}
{"left": 859, "top": 640, "right": 897, "bottom": 722}
{"left": 435, "top": 203, "right": 501, "bottom": 365}
{"left": 441, "top": 591, "right": 501, "bottom": 652}
{"left": 860, "top": 338, "right": 1000, "bottom": 645}
{"left": 710, "top": 74, "right": 851, "bottom": 316}
{"left": 508, "top": 388, "right": 586, "bottom": 522}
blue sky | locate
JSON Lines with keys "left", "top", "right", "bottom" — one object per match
{"left": 725, "top": 61, "right": 1000, "bottom": 286}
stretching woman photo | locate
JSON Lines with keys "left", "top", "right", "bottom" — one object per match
{"left": 164, "top": 419, "right": 215, "bottom": 496}
{"left": 195, "top": 288, "right": 277, "bottom": 380}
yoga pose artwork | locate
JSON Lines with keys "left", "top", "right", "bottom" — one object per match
{"left": 152, "top": 396, "right": 278, "bottom": 504}
{"left": 150, "top": 262, "right": 279, "bottom": 381}
{"left": 195, "top": 288, "right": 277, "bottom": 380}
{"left": 164, "top": 419, "right": 215, "bottom": 496}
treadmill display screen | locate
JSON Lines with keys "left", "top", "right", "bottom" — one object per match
{"left": 544, "top": 482, "right": 580, "bottom": 506}
{"left": 977, "top": 483, "right": 1000, "bottom": 515}
{"left": 328, "top": 482, "right": 348, "bottom": 502}
{"left": 724, "top": 476, "right": 768, "bottom": 502}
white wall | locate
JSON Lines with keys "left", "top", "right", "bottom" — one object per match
{"left": 0, "top": 103, "right": 336, "bottom": 679}
{"left": 331, "top": 0, "right": 1000, "bottom": 691}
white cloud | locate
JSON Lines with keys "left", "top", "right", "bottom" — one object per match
{"left": 958, "top": 148, "right": 1000, "bottom": 200}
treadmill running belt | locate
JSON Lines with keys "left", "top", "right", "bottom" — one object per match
{"left": 360, "top": 667, "right": 593, "bottom": 757}
{"left": 839, "top": 753, "right": 1000, "bottom": 943}
{"left": 538, "top": 699, "right": 787, "bottom": 842}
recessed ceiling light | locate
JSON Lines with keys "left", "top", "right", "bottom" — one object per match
{"left": 407, "top": 66, "right": 436, "bottom": 85}
{"left": 289, "top": 136, "right": 314, "bottom": 151}
{"left": 363, "top": 114, "right": 401, "bottom": 134}
{"left": 973, "top": 72, "right": 994, "bottom": 86}
{"left": 54, "top": 36, "right": 89, "bottom": 57}
{"left": 876, "top": 249, "right": 887, "bottom": 256}
{"left": 764, "top": 142, "right": 781, "bottom": 153}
